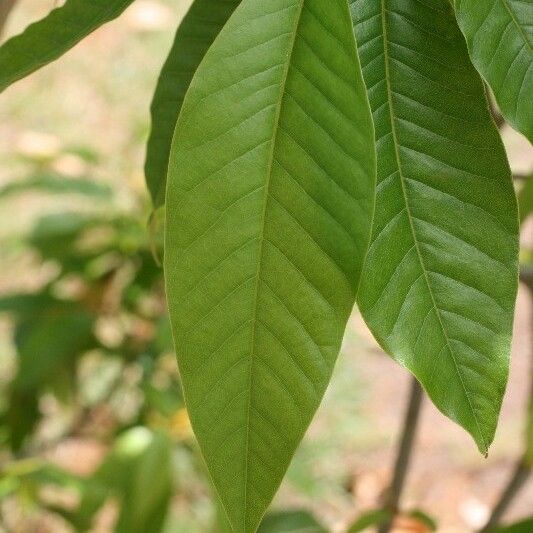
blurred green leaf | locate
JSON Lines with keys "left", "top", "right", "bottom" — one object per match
{"left": 145, "top": 0, "right": 240, "bottom": 207}
{"left": 25, "top": 210, "right": 154, "bottom": 280}
{"left": 143, "top": 382, "right": 183, "bottom": 418}
{"left": 0, "top": 0, "right": 136, "bottom": 93}
{"left": 1, "top": 458, "right": 83, "bottom": 489}
{"left": 28, "top": 212, "right": 100, "bottom": 269}
{"left": 258, "top": 510, "right": 327, "bottom": 533}
{"left": 1, "top": 389, "right": 39, "bottom": 451}
{"left": 0, "top": 174, "right": 111, "bottom": 200}
{"left": 0, "top": 458, "right": 85, "bottom": 515}
{"left": 491, "top": 518, "right": 533, "bottom": 532}
{"left": 148, "top": 205, "right": 165, "bottom": 266}
{"left": 347, "top": 509, "right": 390, "bottom": 532}
{"left": 407, "top": 510, "right": 437, "bottom": 531}
{"left": 0, "top": 292, "right": 95, "bottom": 449}
{"left": 0, "top": 292, "right": 53, "bottom": 315}
{"left": 75, "top": 427, "right": 173, "bottom": 532}
{"left": 13, "top": 299, "right": 95, "bottom": 390}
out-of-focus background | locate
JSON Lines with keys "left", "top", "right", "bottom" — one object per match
{"left": 0, "top": 1, "right": 532, "bottom": 532}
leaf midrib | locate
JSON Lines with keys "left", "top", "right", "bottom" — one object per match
{"left": 379, "top": 0, "right": 488, "bottom": 452}
{"left": 243, "top": 0, "right": 306, "bottom": 525}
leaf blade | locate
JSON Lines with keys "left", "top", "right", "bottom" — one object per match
{"left": 454, "top": 0, "right": 533, "bottom": 140}
{"left": 145, "top": 0, "right": 240, "bottom": 208}
{"left": 352, "top": 0, "right": 519, "bottom": 454}
{"left": 0, "top": 0, "right": 135, "bottom": 93}
{"left": 165, "top": 0, "right": 375, "bottom": 530}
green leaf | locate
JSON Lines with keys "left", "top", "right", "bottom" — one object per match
{"left": 347, "top": 509, "right": 390, "bottom": 532}
{"left": 164, "top": 0, "right": 375, "bottom": 530}
{"left": 518, "top": 177, "right": 533, "bottom": 224}
{"left": 407, "top": 510, "right": 437, "bottom": 531}
{"left": 13, "top": 299, "right": 95, "bottom": 390}
{"left": 0, "top": 293, "right": 95, "bottom": 449}
{"left": 491, "top": 518, "right": 533, "bottom": 533}
{"left": 352, "top": 0, "right": 519, "bottom": 454}
{"left": 0, "top": 0, "right": 135, "bottom": 93}
{"left": 76, "top": 428, "right": 172, "bottom": 533}
{"left": 0, "top": 174, "right": 112, "bottom": 200}
{"left": 258, "top": 510, "right": 326, "bottom": 532}
{"left": 145, "top": 0, "right": 240, "bottom": 208}
{"left": 454, "top": 0, "right": 533, "bottom": 140}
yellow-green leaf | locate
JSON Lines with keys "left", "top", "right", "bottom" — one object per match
{"left": 165, "top": 0, "right": 375, "bottom": 530}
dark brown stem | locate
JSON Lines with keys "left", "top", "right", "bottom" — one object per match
{"left": 378, "top": 377, "right": 424, "bottom": 533}
{"left": 0, "top": 0, "right": 17, "bottom": 37}
{"left": 479, "top": 455, "right": 531, "bottom": 532}
{"left": 479, "top": 280, "right": 533, "bottom": 531}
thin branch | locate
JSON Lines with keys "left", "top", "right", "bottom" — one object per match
{"left": 480, "top": 455, "right": 531, "bottom": 532}
{"left": 479, "top": 278, "right": 533, "bottom": 531}
{"left": 378, "top": 377, "right": 424, "bottom": 533}
{"left": 485, "top": 84, "right": 505, "bottom": 130}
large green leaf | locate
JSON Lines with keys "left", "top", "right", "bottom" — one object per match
{"left": 164, "top": 0, "right": 375, "bottom": 530}
{"left": 454, "top": 0, "right": 533, "bottom": 140}
{"left": 145, "top": 0, "right": 240, "bottom": 208}
{"left": 0, "top": 0, "right": 135, "bottom": 93}
{"left": 352, "top": 0, "right": 519, "bottom": 454}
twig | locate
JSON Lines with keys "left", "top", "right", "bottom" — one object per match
{"left": 485, "top": 85, "right": 505, "bottom": 130}
{"left": 480, "top": 455, "right": 531, "bottom": 532}
{"left": 479, "top": 276, "right": 533, "bottom": 531}
{"left": 378, "top": 377, "right": 424, "bottom": 533}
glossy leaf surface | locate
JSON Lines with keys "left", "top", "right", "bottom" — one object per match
{"left": 352, "top": 0, "right": 519, "bottom": 454}
{"left": 165, "top": 0, "right": 375, "bottom": 530}
{"left": 145, "top": 0, "right": 240, "bottom": 207}
{"left": 454, "top": 0, "right": 533, "bottom": 140}
{"left": 0, "top": 0, "right": 135, "bottom": 93}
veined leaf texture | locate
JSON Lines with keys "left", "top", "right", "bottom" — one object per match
{"left": 454, "top": 0, "right": 533, "bottom": 141}
{"left": 164, "top": 0, "right": 375, "bottom": 530}
{"left": 351, "top": 0, "right": 519, "bottom": 454}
